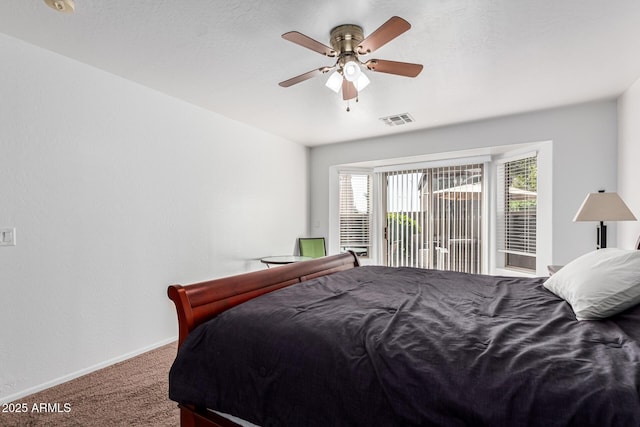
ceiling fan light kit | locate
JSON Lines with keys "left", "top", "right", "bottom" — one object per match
{"left": 279, "top": 16, "right": 423, "bottom": 111}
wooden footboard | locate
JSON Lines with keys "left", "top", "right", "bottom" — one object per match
{"left": 167, "top": 251, "right": 360, "bottom": 348}
{"left": 168, "top": 252, "right": 360, "bottom": 427}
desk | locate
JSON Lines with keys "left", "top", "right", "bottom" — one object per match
{"left": 260, "top": 255, "right": 313, "bottom": 267}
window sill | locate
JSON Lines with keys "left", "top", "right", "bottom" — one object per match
{"left": 494, "top": 268, "right": 537, "bottom": 278}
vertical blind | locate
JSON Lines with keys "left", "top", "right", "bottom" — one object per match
{"left": 496, "top": 155, "right": 537, "bottom": 268}
{"left": 385, "top": 169, "right": 424, "bottom": 268}
{"left": 339, "top": 172, "right": 372, "bottom": 256}
{"left": 384, "top": 164, "right": 483, "bottom": 273}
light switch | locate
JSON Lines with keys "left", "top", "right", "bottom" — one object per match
{"left": 0, "top": 228, "right": 16, "bottom": 246}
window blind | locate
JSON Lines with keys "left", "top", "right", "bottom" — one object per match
{"left": 339, "top": 172, "right": 372, "bottom": 256}
{"left": 384, "top": 163, "right": 483, "bottom": 273}
{"left": 385, "top": 169, "right": 424, "bottom": 268}
{"left": 497, "top": 155, "right": 537, "bottom": 268}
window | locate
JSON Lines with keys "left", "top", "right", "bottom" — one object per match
{"left": 384, "top": 163, "right": 484, "bottom": 273}
{"left": 339, "top": 172, "right": 372, "bottom": 257}
{"left": 497, "top": 154, "right": 537, "bottom": 271}
{"left": 331, "top": 143, "right": 549, "bottom": 272}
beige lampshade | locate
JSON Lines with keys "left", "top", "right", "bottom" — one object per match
{"left": 573, "top": 192, "right": 637, "bottom": 222}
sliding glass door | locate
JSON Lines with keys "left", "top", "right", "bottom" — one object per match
{"left": 383, "top": 163, "right": 484, "bottom": 273}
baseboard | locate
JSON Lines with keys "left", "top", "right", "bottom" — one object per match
{"left": 0, "top": 336, "right": 177, "bottom": 405}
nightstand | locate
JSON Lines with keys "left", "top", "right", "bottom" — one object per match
{"left": 547, "top": 265, "right": 564, "bottom": 276}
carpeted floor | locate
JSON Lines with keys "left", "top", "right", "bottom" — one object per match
{"left": 1, "top": 342, "right": 180, "bottom": 426}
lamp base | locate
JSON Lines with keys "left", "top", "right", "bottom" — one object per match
{"left": 597, "top": 222, "right": 607, "bottom": 250}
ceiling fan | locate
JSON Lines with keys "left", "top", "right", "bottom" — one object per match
{"left": 279, "top": 16, "right": 423, "bottom": 105}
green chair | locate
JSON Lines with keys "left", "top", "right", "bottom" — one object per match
{"left": 299, "top": 237, "right": 326, "bottom": 258}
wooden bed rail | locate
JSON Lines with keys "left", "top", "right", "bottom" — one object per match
{"left": 168, "top": 251, "right": 360, "bottom": 348}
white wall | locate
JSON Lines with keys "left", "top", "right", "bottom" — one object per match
{"left": 0, "top": 34, "right": 308, "bottom": 403}
{"left": 617, "top": 78, "right": 640, "bottom": 248}
{"left": 310, "top": 101, "right": 619, "bottom": 267}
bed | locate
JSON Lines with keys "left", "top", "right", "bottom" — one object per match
{"left": 167, "top": 249, "right": 640, "bottom": 427}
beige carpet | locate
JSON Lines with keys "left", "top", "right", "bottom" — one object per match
{"left": 1, "top": 342, "right": 180, "bottom": 426}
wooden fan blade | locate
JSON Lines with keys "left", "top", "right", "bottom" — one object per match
{"left": 342, "top": 79, "right": 357, "bottom": 100}
{"left": 279, "top": 67, "right": 333, "bottom": 87}
{"left": 282, "top": 31, "right": 337, "bottom": 57}
{"left": 364, "top": 59, "right": 423, "bottom": 77}
{"left": 357, "top": 16, "right": 411, "bottom": 55}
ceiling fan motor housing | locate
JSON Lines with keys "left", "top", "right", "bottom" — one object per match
{"left": 330, "top": 24, "right": 364, "bottom": 55}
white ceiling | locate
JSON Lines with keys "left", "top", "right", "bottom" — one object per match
{"left": 3, "top": 1, "right": 640, "bottom": 146}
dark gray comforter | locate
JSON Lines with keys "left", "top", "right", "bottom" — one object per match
{"left": 169, "top": 266, "right": 640, "bottom": 426}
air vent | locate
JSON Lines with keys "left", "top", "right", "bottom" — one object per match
{"left": 380, "top": 113, "right": 415, "bottom": 127}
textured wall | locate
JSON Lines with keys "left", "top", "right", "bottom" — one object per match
{"left": 617, "top": 78, "right": 640, "bottom": 248}
{"left": 0, "top": 33, "right": 307, "bottom": 403}
{"left": 310, "top": 101, "right": 619, "bottom": 270}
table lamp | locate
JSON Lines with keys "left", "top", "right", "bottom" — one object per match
{"left": 573, "top": 190, "right": 637, "bottom": 249}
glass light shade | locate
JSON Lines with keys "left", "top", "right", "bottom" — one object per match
{"left": 325, "top": 71, "right": 343, "bottom": 93}
{"left": 354, "top": 73, "right": 370, "bottom": 91}
{"left": 343, "top": 61, "right": 361, "bottom": 82}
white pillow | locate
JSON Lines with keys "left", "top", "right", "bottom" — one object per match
{"left": 543, "top": 248, "right": 640, "bottom": 320}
